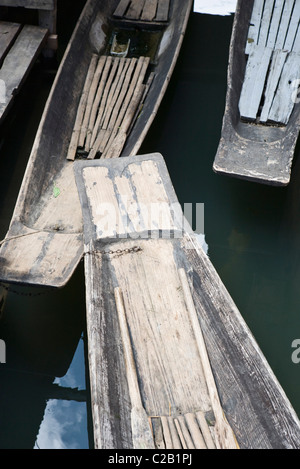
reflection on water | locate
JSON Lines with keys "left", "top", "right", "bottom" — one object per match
{"left": 34, "top": 340, "right": 88, "bottom": 449}
{"left": 193, "top": 0, "right": 237, "bottom": 15}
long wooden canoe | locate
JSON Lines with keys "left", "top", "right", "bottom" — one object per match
{"left": 74, "top": 152, "right": 300, "bottom": 449}
{"left": 0, "top": 0, "right": 193, "bottom": 287}
{"left": 213, "top": 0, "right": 300, "bottom": 186}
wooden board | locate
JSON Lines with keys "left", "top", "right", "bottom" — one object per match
{"left": 0, "top": 22, "right": 21, "bottom": 66}
{"left": 260, "top": 49, "right": 288, "bottom": 122}
{"left": 258, "top": 0, "right": 275, "bottom": 47}
{"left": 267, "top": 0, "right": 285, "bottom": 49}
{"left": 268, "top": 51, "right": 300, "bottom": 124}
{"left": 245, "top": 0, "right": 264, "bottom": 54}
{"left": 113, "top": 0, "right": 170, "bottom": 22}
{"left": 0, "top": 24, "right": 48, "bottom": 121}
{"left": 155, "top": 0, "right": 170, "bottom": 21}
{"left": 275, "top": 0, "right": 295, "bottom": 49}
{"left": 239, "top": 44, "right": 273, "bottom": 120}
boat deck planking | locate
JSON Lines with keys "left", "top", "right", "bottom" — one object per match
{"left": 240, "top": 0, "right": 300, "bottom": 124}
{"left": 74, "top": 153, "right": 300, "bottom": 449}
{"left": 113, "top": 0, "right": 170, "bottom": 23}
{"left": 0, "top": 22, "right": 48, "bottom": 122}
{"left": 213, "top": 0, "right": 300, "bottom": 185}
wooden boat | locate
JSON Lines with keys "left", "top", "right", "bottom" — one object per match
{"left": 0, "top": 0, "right": 193, "bottom": 287}
{"left": 213, "top": 0, "right": 300, "bottom": 186}
{"left": 74, "top": 152, "right": 300, "bottom": 449}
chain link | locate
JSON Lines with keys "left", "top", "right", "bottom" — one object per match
{"left": 84, "top": 245, "right": 142, "bottom": 257}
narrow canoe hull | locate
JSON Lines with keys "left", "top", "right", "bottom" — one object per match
{"left": 0, "top": 0, "right": 193, "bottom": 287}
{"left": 213, "top": 0, "right": 300, "bottom": 186}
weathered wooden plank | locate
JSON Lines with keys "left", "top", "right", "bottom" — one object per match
{"left": 245, "top": 0, "right": 264, "bottom": 54}
{"left": 141, "top": 0, "right": 158, "bottom": 22}
{"left": 267, "top": 0, "right": 285, "bottom": 48}
{"left": 258, "top": 0, "right": 275, "bottom": 47}
{"left": 0, "top": 24, "right": 48, "bottom": 119}
{"left": 0, "top": 0, "right": 55, "bottom": 9}
{"left": 275, "top": 0, "right": 295, "bottom": 49}
{"left": 85, "top": 57, "right": 120, "bottom": 151}
{"left": 284, "top": 0, "right": 300, "bottom": 50}
{"left": 114, "top": 287, "right": 155, "bottom": 449}
{"left": 155, "top": 0, "right": 170, "bottom": 21}
{"left": 101, "top": 56, "right": 149, "bottom": 158}
{"left": 292, "top": 21, "right": 300, "bottom": 51}
{"left": 125, "top": 0, "right": 146, "bottom": 20}
{"left": 239, "top": 44, "right": 273, "bottom": 120}
{"left": 260, "top": 49, "right": 288, "bottom": 122}
{"left": 268, "top": 51, "right": 300, "bottom": 123}
{"left": 67, "top": 54, "right": 98, "bottom": 160}
{"left": 101, "top": 58, "right": 126, "bottom": 130}
{"left": 113, "top": 0, "right": 131, "bottom": 17}
{"left": 0, "top": 22, "right": 21, "bottom": 66}
{"left": 78, "top": 55, "right": 107, "bottom": 149}
{"left": 89, "top": 57, "right": 133, "bottom": 155}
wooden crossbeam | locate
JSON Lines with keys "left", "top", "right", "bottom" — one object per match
{"left": 113, "top": 0, "right": 170, "bottom": 22}
{"left": 0, "top": 25, "right": 48, "bottom": 121}
{"left": 0, "top": 22, "right": 21, "bottom": 66}
{"left": 155, "top": 0, "right": 170, "bottom": 21}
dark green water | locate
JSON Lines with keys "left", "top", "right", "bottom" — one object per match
{"left": 1, "top": 3, "right": 300, "bottom": 448}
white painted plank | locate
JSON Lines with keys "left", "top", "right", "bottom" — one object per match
{"left": 245, "top": 0, "right": 265, "bottom": 54}
{"left": 267, "top": 0, "right": 285, "bottom": 48}
{"left": 275, "top": 0, "right": 295, "bottom": 49}
{"left": 292, "top": 21, "right": 300, "bottom": 51}
{"left": 260, "top": 49, "right": 288, "bottom": 122}
{"left": 239, "top": 45, "right": 273, "bottom": 120}
{"left": 268, "top": 51, "right": 300, "bottom": 123}
{"left": 284, "top": 0, "right": 300, "bottom": 50}
{"left": 258, "top": 0, "right": 275, "bottom": 47}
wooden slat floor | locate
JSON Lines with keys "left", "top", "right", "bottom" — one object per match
{"left": 0, "top": 21, "right": 48, "bottom": 122}
{"left": 113, "top": 0, "right": 170, "bottom": 23}
{"left": 67, "top": 54, "right": 151, "bottom": 161}
{"left": 239, "top": 0, "right": 300, "bottom": 125}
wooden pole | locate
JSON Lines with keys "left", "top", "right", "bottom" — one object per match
{"left": 114, "top": 287, "right": 155, "bottom": 449}
{"left": 178, "top": 268, "right": 239, "bottom": 449}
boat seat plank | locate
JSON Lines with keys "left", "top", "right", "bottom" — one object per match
{"left": 274, "top": 0, "right": 295, "bottom": 50}
{"left": 258, "top": 0, "right": 275, "bottom": 47}
{"left": 113, "top": 0, "right": 131, "bottom": 17}
{"left": 0, "top": 22, "right": 21, "bottom": 66}
{"left": 268, "top": 51, "right": 300, "bottom": 124}
{"left": 113, "top": 0, "right": 170, "bottom": 23}
{"left": 245, "top": 0, "right": 264, "bottom": 54}
{"left": 266, "top": 0, "right": 285, "bottom": 49}
{"left": 141, "top": 0, "right": 158, "bottom": 22}
{"left": 125, "top": 0, "right": 146, "bottom": 20}
{"left": 284, "top": 0, "right": 300, "bottom": 50}
{"left": 260, "top": 49, "right": 288, "bottom": 122}
{"left": 239, "top": 45, "right": 273, "bottom": 120}
{"left": 0, "top": 24, "right": 48, "bottom": 120}
{"left": 155, "top": 0, "right": 170, "bottom": 21}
